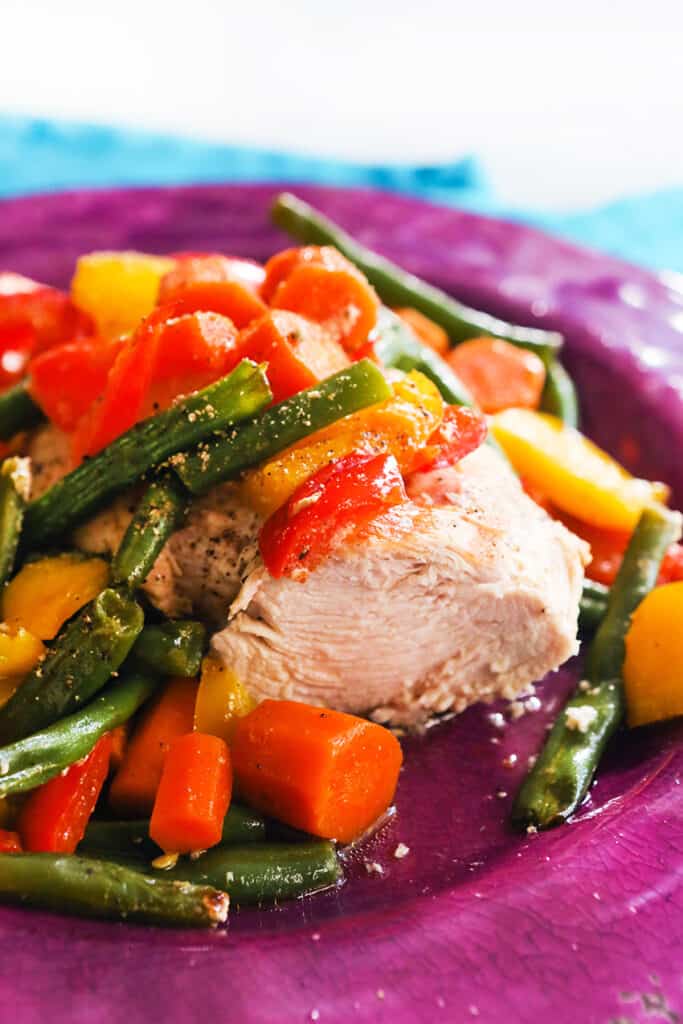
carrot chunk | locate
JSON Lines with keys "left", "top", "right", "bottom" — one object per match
{"left": 149, "top": 732, "right": 232, "bottom": 854}
{"left": 19, "top": 734, "right": 112, "bottom": 853}
{"left": 394, "top": 307, "right": 450, "bottom": 355}
{"left": 447, "top": 337, "right": 546, "bottom": 414}
{"left": 232, "top": 700, "right": 403, "bottom": 843}
{"left": 109, "top": 678, "right": 198, "bottom": 817}
{"left": 239, "top": 310, "right": 348, "bottom": 403}
{"left": 266, "top": 246, "right": 379, "bottom": 352}
{"left": 158, "top": 255, "right": 266, "bottom": 328}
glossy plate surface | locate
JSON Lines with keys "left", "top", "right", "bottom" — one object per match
{"left": 1, "top": 185, "right": 683, "bottom": 1024}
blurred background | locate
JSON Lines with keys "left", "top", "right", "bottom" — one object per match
{"left": 2, "top": 0, "right": 683, "bottom": 267}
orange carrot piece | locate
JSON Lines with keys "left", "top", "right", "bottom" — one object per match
{"left": 239, "top": 310, "right": 349, "bottom": 403}
{"left": 261, "top": 248, "right": 304, "bottom": 303}
{"left": 109, "top": 677, "right": 198, "bottom": 817}
{"left": 393, "top": 307, "right": 450, "bottom": 355}
{"left": 0, "top": 829, "right": 22, "bottom": 854}
{"left": 158, "top": 255, "right": 267, "bottom": 328}
{"left": 446, "top": 337, "right": 546, "bottom": 414}
{"left": 267, "top": 246, "right": 379, "bottom": 353}
{"left": 232, "top": 700, "right": 403, "bottom": 843}
{"left": 149, "top": 732, "right": 232, "bottom": 854}
{"left": 19, "top": 734, "right": 112, "bottom": 853}
{"left": 109, "top": 725, "right": 129, "bottom": 773}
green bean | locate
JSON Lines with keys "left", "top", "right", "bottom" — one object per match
{"left": 0, "top": 382, "right": 44, "bottom": 440}
{"left": 0, "top": 853, "right": 228, "bottom": 927}
{"left": 173, "top": 359, "right": 391, "bottom": 496}
{"left": 128, "top": 620, "right": 208, "bottom": 678}
{"left": 540, "top": 358, "right": 580, "bottom": 427}
{"left": 0, "top": 587, "right": 144, "bottom": 744}
{"left": 512, "top": 505, "right": 682, "bottom": 829}
{"left": 0, "top": 458, "right": 29, "bottom": 585}
{"left": 158, "top": 841, "right": 341, "bottom": 905}
{"left": 578, "top": 580, "right": 609, "bottom": 633}
{"left": 80, "top": 805, "right": 268, "bottom": 860}
{"left": 111, "top": 475, "right": 188, "bottom": 590}
{"left": 272, "top": 192, "right": 563, "bottom": 359}
{"left": 23, "top": 359, "right": 271, "bottom": 548}
{"left": 373, "top": 306, "right": 473, "bottom": 406}
{"left": 0, "top": 671, "right": 157, "bottom": 797}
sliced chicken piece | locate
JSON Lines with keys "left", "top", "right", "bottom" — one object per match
{"left": 213, "top": 445, "right": 589, "bottom": 725}
{"left": 27, "top": 426, "right": 588, "bottom": 726}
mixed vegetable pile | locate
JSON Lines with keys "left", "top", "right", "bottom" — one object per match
{"left": 0, "top": 193, "right": 679, "bottom": 926}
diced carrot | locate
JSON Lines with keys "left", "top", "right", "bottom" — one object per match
{"left": 19, "top": 734, "right": 112, "bottom": 853}
{"left": 393, "top": 307, "right": 450, "bottom": 355}
{"left": 149, "top": 732, "right": 232, "bottom": 854}
{"left": 232, "top": 700, "right": 403, "bottom": 843}
{"left": 239, "top": 310, "right": 349, "bottom": 403}
{"left": 261, "top": 248, "right": 303, "bottom": 303}
{"left": 109, "top": 677, "right": 198, "bottom": 817}
{"left": 266, "top": 246, "right": 379, "bottom": 352}
{"left": 447, "top": 337, "right": 546, "bottom": 414}
{"left": 158, "top": 255, "right": 267, "bottom": 328}
{"left": 0, "top": 829, "right": 22, "bottom": 854}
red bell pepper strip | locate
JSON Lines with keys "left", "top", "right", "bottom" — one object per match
{"left": 149, "top": 732, "right": 232, "bottom": 854}
{"left": 18, "top": 734, "right": 113, "bottom": 854}
{"left": 239, "top": 310, "right": 349, "bottom": 403}
{"left": 0, "top": 272, "right": 93, "bottom": 356}
{"left": 28, "top": 335, "right": 126, "bottom": 431}
{"left": 70, "top": 308, "right": 241, "bottom": 462}
{"left": 259, "top": 451, "right": 408, "bottom": 579}
{"left": 408, "top": 404, "right": 488, "bottom": 474}
{"left": 0, "top": 829, "right": 22, "bottom": 854}
{"left": 158, "top": 255, "right": 267, "bottom": 328}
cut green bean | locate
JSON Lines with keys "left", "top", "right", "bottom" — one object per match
{"left": 0, "top": 587, "right": 144, "bottom": 745}
{"left": 0, "top": 457, "right": 29, "bottom": 585}
{"left": 23, "top": 359, "right": 271, "bottom": 548}
{"left": 128, "top": 620, "right": 208, "bottom": 678}
{"left": 540, "top": 358, "right": 580, "bottom": 428}
{"left": 272, "top": 192, "right": 563, "bottom": 358}
{"left": 80, "top": 805, "right": 268, "bottom": 860}
{"left": 158, "top": 841, "right": 341, "bottom": 905}
{"left": 513, "top": 505, "right": 682, "bottom": 830}
{"left": 0, "top": 382, "right": 44, "bottom": 440}
{"left": 0, "top": 671, "right": 157, "bottom": 797}
{"left": 0, "top": 853, "right": 228, "bottom": 927}
{"left": 373, "top": 306, "right": 474, "bottom": 406}
{"left": 173, "top": 359, "right": 391, "bottom": 495}
{"left": 111, "top": 475, "right": 188, "bottom": 590}
{"left": 578, "top": 580, "right": 609, "bottom": 633}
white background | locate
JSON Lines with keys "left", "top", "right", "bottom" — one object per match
{"left": 1, "top": 0, "right": 682, "bottom": 209}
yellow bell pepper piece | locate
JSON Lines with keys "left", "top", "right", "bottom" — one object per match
{"left": 241, "top": 370, "right": 444, "bottom": 517}
{"left": 0, "top": 624, "right": 44, "bottom": 680}
{"left": 2, "top": 554, "right": 109, "bottom": 640}
{"left": 194, "top": 654, "right": 257, "bottom": 744}
{"left": 71, "top": 251, "right": 175, "bottom": 337}
{"left": 623, "top": 582, "right": 683, "bottom": 727}
{"left": 491, "top": 408, "right": 668, "bottom": 532}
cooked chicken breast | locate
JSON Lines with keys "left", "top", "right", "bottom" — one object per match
{"left": 28, "top": 426, "right": 588, "bottom": 726}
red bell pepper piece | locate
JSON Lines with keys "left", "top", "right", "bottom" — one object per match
{"left": 0, "top": 272, "right": 93, "bottom": 356}
{"left": 409, "top": 405, "right": 488, "bottom": 474}
{"left": 158, "top": 255, "right": 266, "bottom": 328}
{"left": 149, "top": 732, "right": 232, "bottom": 854}
{"left": 239, "top": 310, "right": 349, "bottom": 403}
{"left": 28, "top": 335, "right": 126, "bottom": 432}
{"left": 0, "top": 829, "right": 22, "bottom": 854}
{"left": 259, "top": 451, "right": 408, "bottom": 579}
{"left": 18, "top": 734, "right": 113, "bottom": 854}
{"left": 70, "top": 308, "right": 241, "bottom": 461}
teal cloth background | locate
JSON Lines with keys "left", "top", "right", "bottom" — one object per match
{"left": 1, "top": 115, "right": 681, "bottom": 273}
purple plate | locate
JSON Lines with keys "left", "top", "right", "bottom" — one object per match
{"left": 1, "top": 185, "right": 683, "bottom": 1024}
